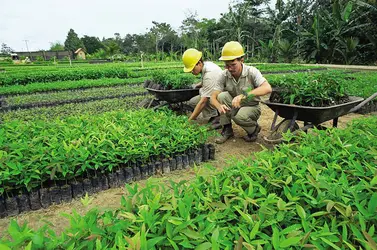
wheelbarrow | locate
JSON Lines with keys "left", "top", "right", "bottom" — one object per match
{"left": 262, "top": 91, "right": 377, "bottom": 143}
{"left": 139, "top": 87, "right": 199, "bottom": 114}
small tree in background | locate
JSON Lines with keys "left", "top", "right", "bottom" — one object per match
{"left": 64, "top": 29, "right": 85, "bottom": 57}
{"left": 49, "top": 42, "right": 64, "bottom": 51}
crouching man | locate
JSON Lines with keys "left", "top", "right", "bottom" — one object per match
{"left": 182, "top": 48, "right": 222, "bottom": 128}
{"left": 210, "top": 41, "right": 272, "bottom": 144}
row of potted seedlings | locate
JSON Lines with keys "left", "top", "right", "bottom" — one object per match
{"left": 0, "top": 144, "right": 215, "bottom": 218}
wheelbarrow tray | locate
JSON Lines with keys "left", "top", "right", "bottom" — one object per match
{"left": 262, "top": 96, "right": 364, "bottom": 124}
{"left": 146, "top": 88, "right": 199, "bottom": 103}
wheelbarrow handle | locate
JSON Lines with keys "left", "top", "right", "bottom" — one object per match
{"left": 349, "top": 92, "right": 377, "bottom": 113}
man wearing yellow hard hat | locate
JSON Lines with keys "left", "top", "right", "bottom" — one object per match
{"left": 182, "top": 48, "right": 222, "bottom": 128}
{"left": 210, "top": 41, "right": 272, "bottom": 144}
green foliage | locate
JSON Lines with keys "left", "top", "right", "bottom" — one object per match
{"left": 0, "top": 95, "right": 146, "bottom": 122}
{"left": 49, "top": 42, "right": 64, "bottom": 51}
{"left": 2, "top": 116, "right": 377, "bottom": 249}
{"left": 64, "top": 29, "right": 85, "bottom": 54}
{"left": 0, "top": 109, "right": 209, "bottom": 194}
{"left": 268, "top": 71, "right": 349, "bottom": 106}
{"left": 151, "top": 71, "right": 197, "bottom": 89}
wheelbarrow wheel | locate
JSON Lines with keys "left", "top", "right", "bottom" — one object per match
{"left": 264, "top": 119, "right": 299, "bottom": 144}
{"left": 138, "top": 98, "right": 160, "bottom": 109}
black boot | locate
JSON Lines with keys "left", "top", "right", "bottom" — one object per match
{"left": 243, "top": 124, "right": 261, "bottom": 142}
{"left": 215, "top": 124, "right": 234, "bottom": 144}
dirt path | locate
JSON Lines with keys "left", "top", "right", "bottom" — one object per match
{"left": 0, "top": 103, "right": 368, "bottom": 237}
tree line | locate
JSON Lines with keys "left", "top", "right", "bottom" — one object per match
{"left": 3, "top": 0, "right": 377, "bottom": 65}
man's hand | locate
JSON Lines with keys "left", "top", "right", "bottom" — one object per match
{"left": 232, "top": 94, "right": 246, "bottom": 108}
{"left": 216, "top": 104, "right": 230, "bottom": 114}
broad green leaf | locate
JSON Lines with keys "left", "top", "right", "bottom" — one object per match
{"left": 279, "top": 237, "right": 302, "bottom": 248}
{"left": 296, "top": 204, "right": 306, "bottom": 219}
{"left": 195, "top": 242, "right": 212, "bottom": 250}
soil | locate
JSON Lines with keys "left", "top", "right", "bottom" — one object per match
{"left": 0, "top": 101, "right": 373, "bottom": 237}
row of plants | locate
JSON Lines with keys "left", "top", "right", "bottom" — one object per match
{"left": 3, "top": 85, "right": 146, "bottom": 107}
{"left": 1, "top": 115, "right": 376, "bottom": 249}
{"left": 0, "top": 95, "right": 147, "bottom": 122}
{"left": 1, "top": 62, "right": 328, "bottom": 87}
{"left": 2, "top": 61, "right": 182, "bottom": 71}
{"left": 0, "top": 77, "right": 148, "bottom": 96}
{"left": 0, "top": 143, "right": 215, "bottom": 218}
{"left": 0, "top": 109, "right": 209, "bottom": 196}
{"left": 0, "top": 67, "right": 182, "bottom": 86}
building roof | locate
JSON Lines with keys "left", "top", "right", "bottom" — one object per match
{"left": 75, "top": 48, "right": 84, "bottom": 54}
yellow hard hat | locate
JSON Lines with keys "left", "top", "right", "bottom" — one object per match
{"left": 182, "top": 49, "right": 202, "bottom": 72}
{"left": 219, "top": 41, "right": 245, "bottom": 61}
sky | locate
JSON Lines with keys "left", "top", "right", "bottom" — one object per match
{"left": 0, "top": 0, "right": 234, "bottom": 52}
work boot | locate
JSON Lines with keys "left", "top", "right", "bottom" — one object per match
{"left": 215, "top": 124, "right": 234, "bottom": 144}
{"left": 208, "top": 116, "right": 222, "bottom": 130}
{"left": 243, "top": 124, "right": 261, "bottom": 142}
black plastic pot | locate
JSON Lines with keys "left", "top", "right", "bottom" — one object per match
{"left": 17, "top": 194, "right": 31, "bottom": 213}
{"left": 108, "top": 172, "right": 120, "bottom": 188}
{"left": 140, "top": 165, "right": 148, "bottom": 179}
{"left": 155, "top": 161, "right": 162, "bottom": 175}
{"left": 124, "top": 167, "right": 133, "bottom": 183}
{"left": 29, "top": 190, "right": 42, "bottom": 210}
{"left": 147, "top": 163, "right": 155, "bottom": 176}
{"left": 194, "top": 149, "right": 201, "bottom": 165}
{"left": 196, "top": 147, "right": 203, "bottom": 164}
{"left": 40, "top": 187, "right": 52, "bottom": 208}
{"left": 49, "top": 186, "right": 62, "bottom": 205}
{"left": 0, "top": 196, "right": 6, "bottom": 218}
{"left": 5, "top": 197, "right": 19, "bottom": 216}
{"left": 208, "top": 144, "right": 215, "bottom": 160}
{"left": 202, "top": 144, "right": 210, "bottom": 162}
{"left": 162, "top": 159, "right": 170, "bottom": 174}
{"left": 170, "top": 158, "right": 177, "bottom": 171}
{"left": 189, "top": 152, "right": 195, "bottom": 167}
{"left": 71, "top": 180, "right": 84, "bottom": 198}
{"left": 91, "top": 176, "right": 101, "bottom": 193}
{"left": 116, "top": 169, "right": 127, "bottom": 185}
{"left": 60, "top": 185, "right": 72, "bottom": 203}
{"left": 182, "top": 154, "right": 189, "bottom": 169}
{"left": 176, "top": 155, "right": 183, "bottom": 170}
{"left": 98, "top": 174, "right": 109, "bottom": 191}
{"left": 132, "top": 165, "right": 141, "bottom": 181}
{"left": 83, "top": 178, "right": 94, "bottom": 194}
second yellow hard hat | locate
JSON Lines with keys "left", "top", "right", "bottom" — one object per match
{"left": 219, "top": 41, "right": 245, "bottom": 61}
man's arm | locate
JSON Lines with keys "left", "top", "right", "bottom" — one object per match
{"left": 232, "top": 81, "right": 272, "bottom": 108}
{"left": 211, "top": 90, "right": 230, "bottom": 114}
{"left": 247, "top": 81, "right": 272, "bottom": 96}
{"left": 189, "top": 97, "right": 209, "bottom": 121}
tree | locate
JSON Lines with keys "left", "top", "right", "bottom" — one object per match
{"left": 64, "top": 29, "right": 85, "bottom": 55}
{"left": 1, "top": 43, "right": 13, "bottom": 54}
{"left": 49, "top": 42, "right": 64, "bottom": 51}
{"left": 81, "top": 36, "right": 104, "bottom": 54}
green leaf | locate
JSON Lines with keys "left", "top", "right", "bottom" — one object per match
{"left": 0, "top": 244, "right": 12, "bottom": 250}
{"left": 147, "top": 237, "right": 165, "bottom": 249}
{"left": 296, "top": 204, "right": 306, "bottom": 219}
{"left": 368, "top": 193, "right": 377, "bottom": 214}
{"left": 279, "top": 237, "right": 302, "bottom": 248}
{"left": 181, "top": 229, "right": 202, "bottom": 240}
{"left": 250, "top": 222, "right": 260, "bottom": 240}
{"left": 195, "top": 242, "right": 212, "bottom": 250}
{"left": 320, "top": 237, "right": 341, "bottom": 250}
